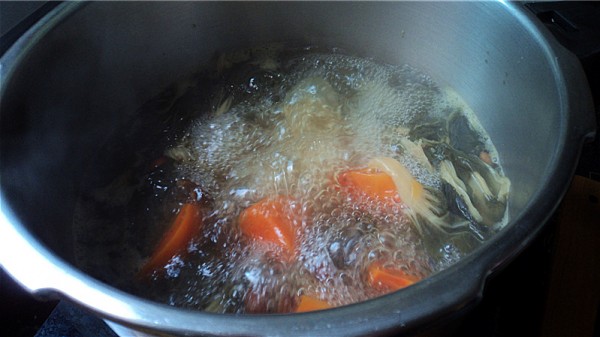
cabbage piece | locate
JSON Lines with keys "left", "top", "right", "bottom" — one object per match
{"left": 439, "top": 149, "right": 509, "bottom": 228}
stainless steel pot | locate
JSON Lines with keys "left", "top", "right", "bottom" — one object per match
{"left": 0, "top": 2, "right": 595, "bottom": 336}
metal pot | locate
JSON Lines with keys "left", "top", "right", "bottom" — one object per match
{"left": 0, "top": 2, "right": 595, "bottom": 336}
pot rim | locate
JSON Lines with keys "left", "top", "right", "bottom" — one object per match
{"left": 0, "top": 1, "right": 595, "bottom": 336}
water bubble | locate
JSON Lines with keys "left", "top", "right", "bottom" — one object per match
{"left": 74, "top": 46, "right": 508, "bottom": 314}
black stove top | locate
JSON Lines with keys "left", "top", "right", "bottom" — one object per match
{"left": 1, "top": 2, "right": 599, "bottom": 337}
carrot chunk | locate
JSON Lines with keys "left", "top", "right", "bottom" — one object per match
{"left": 367, "top": 262, "right": 420, "bottom": 292}
{"left": 338, "top": 168, "right": 398, "bottom": 202}
{"left": 479, "top": 150, "right": 493, "bottom": 165}
{"left": 139, "top": 203, "right": 203, "bottom": 276}
{"left": 239, "top": 197, "right": 296, "bottom": 258}
{"left": 295, "top": 295, "right": 331, "bottom": 313}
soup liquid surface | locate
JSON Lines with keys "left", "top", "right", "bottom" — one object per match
{"left": 73, "top": 46, "right": 510, "bottom": 313}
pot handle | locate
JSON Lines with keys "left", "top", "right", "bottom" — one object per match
{"left": 0, "top": 209, "right": 72, "bottom": 297}
{"left": 1, "top": 208, "right": 147, "bottom": 325}
{"left": 557, "top": 47, "right": 597, "bottom": 144}
{"left": 521, "top": 2, "right": 597, "bottom": 142}
{"left": 0, "top": 208, "right": 96, "bottom": 300}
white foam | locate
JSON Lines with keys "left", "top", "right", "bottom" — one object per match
{"left": 72, "top": 48, "right": 509, "bottom": 313}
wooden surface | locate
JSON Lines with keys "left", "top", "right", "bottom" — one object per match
{"left": 541, "top": 176, "right": 600, "bottom": 337}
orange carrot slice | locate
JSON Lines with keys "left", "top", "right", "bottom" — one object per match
{"left": 239, "top": 197, "right": 296, "bottom": 258}
{"left": 139, "top": 203, "right": 203, "bottom": 276}
{"left": 338, "top": 168, "right": 398, "bottom": 202}
{"left": 367, "top": 262, "right": 420, "bottom": 293}
{"left": 479, "top": 150, "right": 493, "bottom": 165}
{"left": 295, "top": 295, "right": 331, "bottom": 312}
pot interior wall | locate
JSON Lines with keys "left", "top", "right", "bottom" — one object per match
{"left": 1, "top": 1, "right": 561, "bottom": 282}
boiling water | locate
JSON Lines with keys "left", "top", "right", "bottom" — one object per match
{"left": 73, "top": 46, "right": 509, "bottom": 313}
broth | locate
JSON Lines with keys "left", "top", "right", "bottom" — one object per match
{"left": 73, "top": 46, "right": 510, "bottom": 313}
